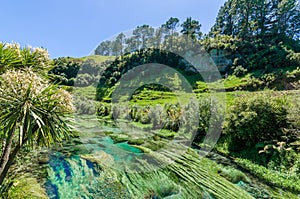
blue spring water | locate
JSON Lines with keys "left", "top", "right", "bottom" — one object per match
{"left": 45, "top": 136, "right": 142, "bottom": 199}
{"left": 45, "top": 153, "right": 100, "bottom": 199}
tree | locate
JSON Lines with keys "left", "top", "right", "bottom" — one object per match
{"left": 0, "top": 68, "right": 74, "bottom": 185}
{"left": 275, "top": 0, "right": 300, "bottom": 39}
{"left": 95, "top": 41, "right": 112, "bottom": 56}
{"left": 211, "top": 0, "right": 300, "bottom": 41}
{"left": 210, "top": 0, "right": 235, "bottom": 36}
{"left": 152, "top": 28, "right": 164, "bottom": 49}
{"left": 49, "top": 57, "right": 81, "bottom": 86}
{"left": 132, "top": 25, "right": 155, "bottom": 50}
{"left": 111, "top": 33, "right": 126, "bottom": 56}
{"left": 289, "top": 1, "right": 300, "bottom": 40}
{"left": 0, "top": 43, "right": 74, "bottom": 185}
{"left": 162, "top": 17, "right": 180, "bottom": 47}
{"left": 125, "top": 36, "right": 139, "bottom": 52}
{"left": 162, "top": 17, "right": 180, "bottom": 34}
{"left": 253, "top": 0, "right": 272, "bottom": 38}
{"left": 0, "top": 43, "right": 50, "bottom": 75}
{"left": 238, "top": 0, "right": 256, "bottom": 39}
{"left": 181, "top": 17, "right": 202, "bottom": 40}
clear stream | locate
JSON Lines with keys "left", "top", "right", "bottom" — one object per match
{"left": 45, "top": 134, "right": 144, "bottom": 198}
{"left": 43, "top": 123, "right": 299, "bottom": 199}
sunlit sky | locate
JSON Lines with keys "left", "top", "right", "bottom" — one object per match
{"left": 0, "top": 0, "right": 225, "bottom": 58}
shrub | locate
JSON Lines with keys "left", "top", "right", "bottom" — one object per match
{"left": 74, "top": 95, "right": 96, "bottom": 115}
{"left": 224, "top": 93, "right": 288, "bottom": 151}
{"left": 0, "top": 42, "right": 50, "bottom": 74}
{"left": 232, "top": 65, "right": 247, "bottom": 77}
{"left": 139, "top": 106, "right": 151, "bottom": 124}
{"left": 97, "top": 103, "right": 111, "bottom": 117}
{"left": 74, "top": 73, "right": 97, "bottom": 87}
{"left": 288, "top": 52, "right": 300, "bottom": 66}
{"left": 164, "top": 104, "right": 181, "bottom": 132}
{"left": 149, "top": 105, "right": 166, "bottom": 129}
{"left": 194, "top": 98, "right": 224, "bottom": 143}
{"left": 235, "top": 158, "right": 300, "bottom": 192}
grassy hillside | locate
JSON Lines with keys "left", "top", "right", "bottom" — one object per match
{"left": 81, "top": 55, "right": 115, "bottom": 63}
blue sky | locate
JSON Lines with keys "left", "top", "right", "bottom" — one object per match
{"left": 0, "top": 0, "right": 225, "bottom": 58}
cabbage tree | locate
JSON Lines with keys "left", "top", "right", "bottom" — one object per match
{"left": 0, "top": 68, "right": 74, "bottom": 185}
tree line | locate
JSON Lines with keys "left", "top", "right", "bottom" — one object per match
{"left": 94, "top": 17, "right": 202, "bottom": 56}
{"left": 94, "top": 0, "right": 300, "bottom": 75}
{"left": 210, "top": 0, "right": 300, "bottom": 41}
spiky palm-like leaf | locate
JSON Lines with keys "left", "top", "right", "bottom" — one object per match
{"left": 0, "top": 68, "right": 74, "bottom": 185}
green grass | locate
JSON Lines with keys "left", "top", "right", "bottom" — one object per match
{"left": 8, "top": 176, "right": 48, "bottom": 199}
{"left": 196, "top": 90, "right": 249, "bottom": 108}
{"left": 106, "top": 73, "right": 270, "bottom": 108}
{"left": 195, "top": 74, "right": 253, "bottom": 92}
{"left": 81, "top": 55, "right": 115, "bottom": 63}
{"left": 194, "top": 66, "right": 300, "bottom": 94}
{"left": 153, "top": 129, "right": 176, "bottom": 139}
{"left": 129, "top": 90, "right": 195, "bottom": 106}
{"left": 250, "top": 66, "right": 300, "bottom": 78}
{"left": 130, "top": 122, "right": 152, "bottom": 130}
{"left": 73, "top": 85, "right": 97, "bottom": 100}
{"left": 222, "top": 74, "right": 252, "bottom": 90}
{"left": 235, "top": 158, "right": 300, "bottom": 193}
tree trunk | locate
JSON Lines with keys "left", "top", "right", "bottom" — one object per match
{"left": 0, "top": 125, "right": 16, "bottom": 178}
{"left": 0, "top": 124, "right": 20, "bottom": 186}
{"left": 0, "top": 144, "right": 21, "bottom": 185}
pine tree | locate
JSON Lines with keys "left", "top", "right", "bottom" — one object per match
{"left": 162, "top": 17, "right": 180, "bottom": 48}
{"left": 95, "top": 41, "right": 112, "bottom": 56}
{"left": 132, "top": 25, "right": 155, "bottom": 50}
{"left": 111, "top": 33, "right": 125, "bottom": 56}
{"left": 181, "top": 17, "right": 202, "bottom": 40}
{"left": 211, "top": 0, "right": 300, "bottom": 41}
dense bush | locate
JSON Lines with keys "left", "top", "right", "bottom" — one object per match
{"left": 288, "top": 52, "right": 300, "bottom": 66}
{"left": 232, "top": 66, "right": 247, "bottom": 77}
{"left": 74, "top": 95, "right": 96, "bottom": 115}
{"left": 194, "top": 98, "right": 224, "bottom": 143}
{"left": 75, "top": 73, "right": 96, "bottom": 87}
{"left": 225, "top": 94, "right": 288, "bottom": 151}
{"left": 286, "top": 93, "right": 300, "bottom": 153}
{"left": 149, "top": 105, "right": 166, "bottom": 129}
{"left": 96, "top": 96, "right": 224, "bottom": 143}
{"left": 97, "top": 103, "right": 111, "bottom": 117}
{"left": 49, "top": 58, "right": 105, "bottom": 86}
{"left": 163, "top": 103, "right": 181, "bottom": 132}
{"left": 244, "top": 45, "right": 291, "bottom": 71}
{"left": 224, "top": 93, "right": 300, "bottom": 174}
{"left": 49, "top": 57, "right": 81, "bottom": 85}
